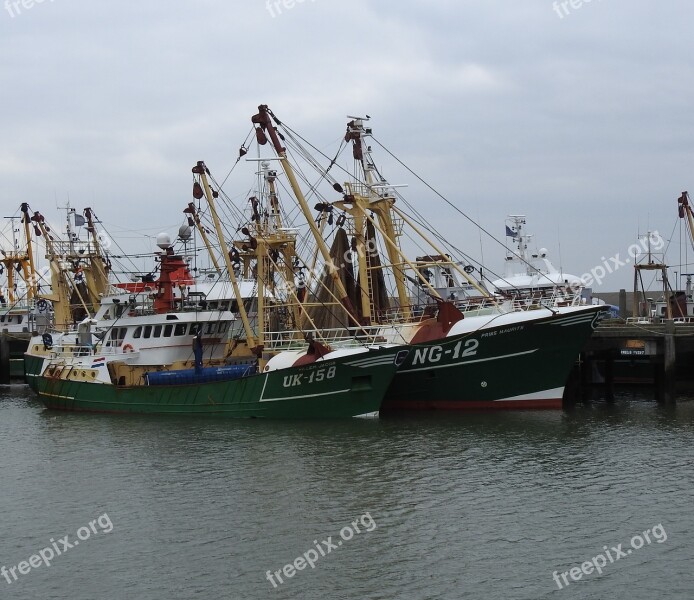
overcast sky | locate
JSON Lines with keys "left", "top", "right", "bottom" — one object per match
{"left": 2, "top": 0, "right": 694, "bottom": 292}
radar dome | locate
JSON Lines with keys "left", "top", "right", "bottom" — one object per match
{"left": 156, "top": 232, "right": 172, "bottom": 250}
{"left": 178, "top": 224, "right": 193, "bottom": 241}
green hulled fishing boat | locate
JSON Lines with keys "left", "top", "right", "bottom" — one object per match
{"left": 248, "top": 105, "right": 605, "bottom": 411}
{"left": 25, "top": 159, "right": 409, "bottom": 419}
{"left": 33, "top": 345, "right": 407, "bottom": 418}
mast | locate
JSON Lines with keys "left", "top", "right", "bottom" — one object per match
{"left": 31, "top": 211, "right": 74, "bottom": 328}
{"left": 20, "top": 203, "right": 37, "bottom": 300}
{"left": 183, "top": 202, "right": 223, "bottom": 275}
{"left": 349, "top": 118, "right": 493, "bottom": 305}
{"left": 257, "top": 162, "right": 301, "bottom": 328}
{"left": 632, "top": 230, "right": 672, "bottom": 320}
{"left": 346, "top": 117, "right": 413, "bottom": 319}
{"left": 251, "top": 105, "right": 358, "bottom": 322}
{"left": 678, "top": 191, "right": 694, "bottom": 252}
{"left": 82, "top": 208, "right": 111, "bottom": 307}
{"left": 2, "top": 216, "right": 17, "bottom": 303}
{"left": 193, "top": 161, "right": 259, "bottom": 352}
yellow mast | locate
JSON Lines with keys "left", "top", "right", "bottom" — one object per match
{"left": 344, "top": 116, "right": 494, "bottom": 317}
{"left": 20, "top": 203, "right": 37, "bottom": 300}
{"left": 194, "top": 161, "right": 258, "bottom": 352}
{"left": 82, "top": 208, "right": 111, "bottom": 308}
{"left": 31, "top": 211, "right": 73, "bottom": 328}
{"left": 252, "top": 105, "right": 358, "bottom": 322}
{"left": 1, "top": 207, "right": 38, "bottom": 304}
{"left": 347, "top": 118, "right": 412, "bottom": 318}
{"left": 679, "top": 191, "right": 694, "bottom": 250}
{"left": 352, "top": 207, "right": 372, "bottom": 322}
{"left": 260, "top": 162, "right": 301, "bottom": 328}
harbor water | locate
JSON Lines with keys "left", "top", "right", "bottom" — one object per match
{"left": 1, "top": 385, "right": 692, "bottom": 599}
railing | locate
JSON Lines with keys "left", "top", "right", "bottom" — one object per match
{"left": 625, "top": 317, "right": 654, "bottom": 325}
{"left": 48, "top": 342, "right": 137, "bottom": 358}
{"left": 619, "top": 316, "right": 694, "bottom": 326}
{"left": 264, "top": 327, "right": 388, "bottom": 351}
{"left": 372, "top": 298, "right": 504, "bottom": 324}
{"left": 508, "top": 290, "right": 583, "bottom": 311}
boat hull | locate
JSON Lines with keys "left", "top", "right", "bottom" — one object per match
{"left": 382, "top": 307, "right": 604, "bottom": 412}
{"left": 31, "top": 347, "right": 407, "bottom": 419}
{"left": 24, "top": 352, "right": 44, "bottom": 392}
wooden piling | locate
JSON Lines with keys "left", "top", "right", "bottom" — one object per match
{"left": 661, "top": 320, "right": 677, "bottom": 405}
{"left": 604, "top": 352, "right": 615, "bottom": 402}
{"left": 619, "top": 288, "right": 627, "bottom": 319}
{"left": 0, "top": 334, "right": 10, "bottom": 385}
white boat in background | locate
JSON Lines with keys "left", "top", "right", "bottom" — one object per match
{"left": 491, "top": 215, "right": 584, "bottom": 306}
{"left": 25, "top": 227, "right": 261, "bottom": 386}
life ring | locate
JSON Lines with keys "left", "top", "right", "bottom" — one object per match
{"left": 122, "top": 343, "right": 135, "bottom": 353}
{"left": 37, "top": 298, "right": 49, "bottom": 313}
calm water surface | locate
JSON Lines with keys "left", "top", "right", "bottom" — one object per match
{"left": 1, "top": 385, "right": 692, "bottom": 599}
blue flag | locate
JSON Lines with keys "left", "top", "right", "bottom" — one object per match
{"left": 505, "top": 225, "right": 517, "bottom": 238}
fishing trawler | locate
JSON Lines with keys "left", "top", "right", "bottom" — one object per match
{"left": 1, "top": 203, "right": 46, "bottom": 334}
{"left": 26, "top": 163, "right": 408, "bottom": 418}
{"left": 248, "top": 105, "right": 605, "bottom": 410}
{"left": 629, "top": 191, "right": 694, "bottom": 322}
{"left": 24, "top": 230, "right": 259, "bottom": 388}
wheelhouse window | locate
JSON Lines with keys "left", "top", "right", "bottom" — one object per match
{"left": 108, "top": 327, "right": 127, "bottom": 346}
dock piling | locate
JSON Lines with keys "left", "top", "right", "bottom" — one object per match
{"left": 0, "top": 334, "right": 10, "bottom": 385}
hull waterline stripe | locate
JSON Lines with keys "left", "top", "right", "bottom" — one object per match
{"left": 344, "top": 358, "right": 395, "bottom": 368}
{"left": 542, "top": 316, "right": 596, "bottom": 326}
{"left": 260, "top": 388, "right": 351, "bottom": 402}
{"left": 39, "top": 392, "right": 76, "bottom": 401}
{"left": 400, "top": 348, "right": 539, "bottom": 374}
{"left": 550, "top": 319, "right": 595, "bottom": 326}
{"left": 494, "top": 386, "right": 565, "bottom": 401}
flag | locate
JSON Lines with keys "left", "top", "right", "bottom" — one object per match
{"left": 74, "top": 214, "right": 86, "bottom": 227}
{"left": 505, "top": 225, "right": 517, "bottom": 238}
{"left": 91, "top": 357, "right": 106, "bottom": 368}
